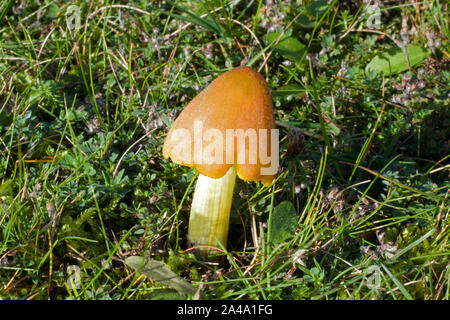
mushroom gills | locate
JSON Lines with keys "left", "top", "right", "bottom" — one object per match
{"left": 188, "top": 166, "right": 236, "bottom": 255}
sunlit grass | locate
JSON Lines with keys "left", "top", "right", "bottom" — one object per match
{"left": 0, "top": 0, "right": 448, "bottom": 300}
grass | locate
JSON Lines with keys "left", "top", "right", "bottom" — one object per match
{"left": 0, "top": 0, "right": 449, "bottom": 300}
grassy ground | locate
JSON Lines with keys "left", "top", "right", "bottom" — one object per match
{"left": 0, "top": 0, "right": 449, "bottom": 300}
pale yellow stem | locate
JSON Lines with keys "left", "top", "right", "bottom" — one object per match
{"left": 188, "top": 166, "right": 236, "bottom": 255}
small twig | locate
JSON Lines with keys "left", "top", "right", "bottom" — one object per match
{"left": 0, "top": 135, "right": 11, "bottom": 158}
{"left": 88, "top": 4, "right": 152, "bottom": 20}
{"left": 227, "top": 18, "right": 269, "bottom": 78}
{"left": 113, "top": 131, "right": 152, "bottom": 178}
{"left": 339, "top": 0, "right": 373, "bottom": 41}
{"left": 429, "top": 164, "right": 450, "bottom": 174}
{"left": 384, "top": 280, "right": 423, "bottom": 295}
{"left": 38, "top": 26, "right": 57, "bottom": 59}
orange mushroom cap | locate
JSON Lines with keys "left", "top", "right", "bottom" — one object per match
{"left": 163, "top": 66, "right": 277, "bottom": 186}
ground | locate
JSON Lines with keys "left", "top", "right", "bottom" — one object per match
{"left": 0, "top": 0, "right": 449, "bottom": 300}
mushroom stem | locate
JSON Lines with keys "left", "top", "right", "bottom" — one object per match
{"left": 188, "top": 166, "right": 236, "bottom": 255}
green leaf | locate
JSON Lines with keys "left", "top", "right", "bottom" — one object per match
{"left": 164, "top": 0, "right": 224, "bottom": 35}
{"left": 125, "top": 256, "right": 197, "bottom": 296}
{"left": 306, "top": 0, "right": 329, "bottom": 17}
{"left": 296, "top": 14, "right": 316, "bottom": 28}
{"left": 146, "top": 290, "right": 187, "bottom": 300}
{"left": 295, "top": 0, "right": 329, "bottom": 28}
{"left": 268, "top": 32, "right": 306, "bottom": 62}
{"left": 0, "top": 111, "right": 12, "bottom": 127}
{"left": 269, "top": 201, "right": 297, "bottom": 244}
{"left": 365, "top": 45, "right": 430, "bottom": 75}
{"left": 380, "top": 262, "right": 414, "bottom": 300}
{"left": 0, "top": 179, "right": 12, "bottom": 196}
{"left": 45, "top": 3, "right": 59, "bottom": 19}
{"left": 0, "top": 0, "right": 13, "bottom": 21}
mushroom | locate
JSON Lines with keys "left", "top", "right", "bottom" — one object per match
{"left": 163, "top": 66, "right": 278, "bottom": 257}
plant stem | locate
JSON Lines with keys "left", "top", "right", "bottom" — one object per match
{"left": 188, "top": 166, "right": 236, "bottom": 256}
